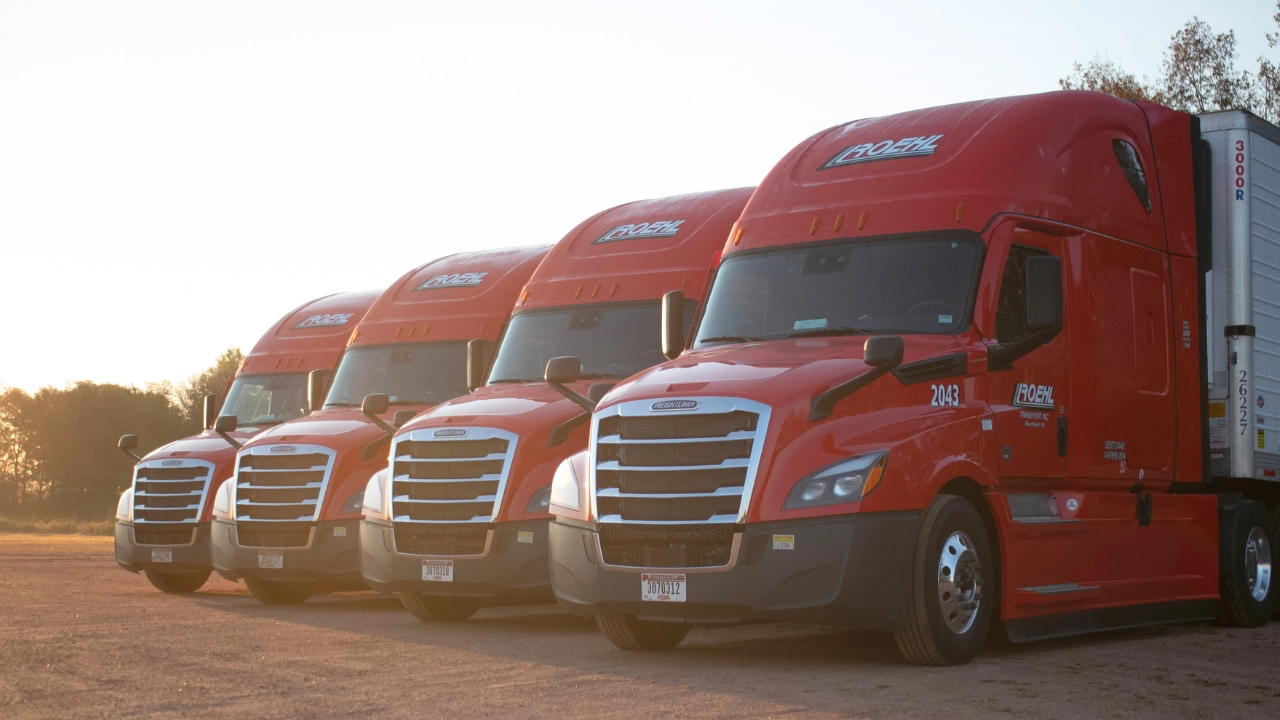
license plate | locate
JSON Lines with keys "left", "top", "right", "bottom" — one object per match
{"left": 258, "top": 550, "right": 284, "bottom": 569}
{"left": 151, "top": 548, "right": 173, "bottom": 563}
{"left": 422, "top": 559, "right": 453, "bottom": 582}
{"left": 641, "top": 573, "right": 686, "bottom": 602}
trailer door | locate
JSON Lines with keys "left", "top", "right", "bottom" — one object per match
{"left": 986, "top": 229, "right": 1070, "bottom": 480}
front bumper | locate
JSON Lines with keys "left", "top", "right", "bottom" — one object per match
{"left": 115, "top": 522, "right": 212, "bottom": 574}
{"left": 211, "top": 518, "right": 364, "bottom": 586}
{"left": 360, "top": 518, "right": 552, "bottom": 600}
{"left": 550, "top": 511, "right": 922, "bottom": 630}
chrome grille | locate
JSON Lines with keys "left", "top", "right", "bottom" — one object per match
{"left": 131, "top": 459, "right": 214, "bottom": 532}
{"left": 233, "top": 444, "right": 335, "bottom": 523}
{"left": 390, "top": 427, "right": 517, "bottom": 556}
{"left": 591, "top": 398, "right": 770, "bottom": 525}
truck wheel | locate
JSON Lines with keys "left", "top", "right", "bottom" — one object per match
{"left": 1269, "top": 503, "right": 1280, "bottom": 620}
{"left": 1217, "top": 499, "right": 1276, "bottom": 627}
{"left": 244, "top": 577, "right": 314, "bottom": 605}
{"left": 397, "top": 591, "right": 479, "bottom": 621}
{"left": 596, "top": 614, "right": 689, "bottom": 651}
{"left": 893, "top": 494, "right": 994, "bottom": 666}
{"left": 144, "top": 570, "right": 210, "bottom": 594}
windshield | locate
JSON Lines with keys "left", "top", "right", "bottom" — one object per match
{"left": 221, "top": 373, "right": 309, "bottom": 425}
{"left": 325, "top": 342, "right": 468, "bottom": 407}
{"left": 694, "top": 235, "right": 983, "bottom": 346}
{"left": 487, "top": 301, "right": 695, "bottom": 383}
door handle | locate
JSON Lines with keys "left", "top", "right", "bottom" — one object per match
{"left": 1057, "top": 416, "right": 1068, "bottom": 458}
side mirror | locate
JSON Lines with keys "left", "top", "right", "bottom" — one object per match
{"left": 214, "top": 415, "right": 242, "bottom": 449}
{"left": 393, "top": 409, "right": 417, "bottom": 428}
{"left": 545, "top": 356, "right": 593, "bottom": 412}
{"left": 202, "top": 394, "right": 219, "bottom": 430}
{"left": 661, "top": 290, "right": 685, "bottom": 361}
{"left": 307, "top": 370, "right": 327, "bottom": 414}
{"left": 362, "top": 393, "right": 390, "bottom": 417}
{"left": 863, "top": 336, "right": 905, "bottom": 367}
{"left": 545, "top": 356, "right": 581, "bottom": 386}
{"left": 1025, "top": 255, "right": 1063, "bottom": 331}
{"left": 118, "top": 434, "right": 141, "bottom": 462}
{"left": 467, "top": 339, "right": 489, "bottom": 392}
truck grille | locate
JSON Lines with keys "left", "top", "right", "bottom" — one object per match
{"left": 233, "top": 444, "right": 335, "bottom": 524}
{"left": 591, "top": 398, "right": 770, "bottom": 526}
{"left": 598, "top": 524, "right": 737, "bottom": 568}
{"left": 130, "top": 459, "right": 215, "bottom": 543}
{"left": 389, "top": 428, "right": 517, "bottom": 556}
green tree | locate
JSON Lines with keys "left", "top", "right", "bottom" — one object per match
{"left": 172, "top": 347, "right": 244, "bottom": 433}
{"left": 1062, "top": 10, "right": 1279, "bottom": 122}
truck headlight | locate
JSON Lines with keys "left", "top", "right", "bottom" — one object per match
{"left": 783, "top": 450, "right": 888, "bottom": 510}
{"left": 362, "top": 468, "right": 391, "bottom": 521}
{"left": 212, "top": 479, "right": 236, "bottom": 520}
{"left": 116, "top": 488, "right": 133, "bottom": 522}
{"left": 549, "top": 455, "right": 581, "bottom": 512}
{"left": 525, "top": 485, "right": 552, "bottom": 514}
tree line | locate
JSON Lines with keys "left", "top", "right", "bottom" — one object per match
{"left": 1062, "top": 5, "right": 1280, "bottom": 121}
{"left": 0, "top": 349, "right": 242, "bottom": 520}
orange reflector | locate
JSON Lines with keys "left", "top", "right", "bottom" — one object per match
{"left": 956, "top": 203, "right": 965, "bottom": 222}
{"left": 575, "top": 285, "right": 583, "bottom": 299}
{"left": 861, "top": 462, "right": 886, "bottom": 498}
{"left": 520, "top": 289, "right": 529, "bottom": 305}
{"left": 591, "top": 284, "right": 600, "bottom": 298}
{"left": 610, "top": 283, "right": 618, "bottom": 297}
{"left": 809, "top": 218, "right": 820, "bottom": 235}
{"left": 349, "top": 330, "right": 359, "bottom": 345}
{"left": 858, "top": 212, "right": 868, "bottom": 230}
{"left": 733, "top": 227, "right": 744, "bottom": 245}
{"left": 833, "top": 214, "right": 844, "bottom": 232}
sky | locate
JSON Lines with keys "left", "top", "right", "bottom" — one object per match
{"left": 0, "top": 0, "right": 1274, "bottom": 392}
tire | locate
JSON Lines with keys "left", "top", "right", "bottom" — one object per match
{"left": 596, "top": 614, "right": 690, "bottom": 651}
{"left": 397, "top": 591, "right": 479, "bottom": 621}
{"left": 1269, "top": 503, "right": 1280, "bottom": 621}
{"left": 144, "top": 569, "right": 211, "bottom": 594}
{"left": 1217, "top": 499, "right": 1276, "bottom": 627}
{"left": 244, "top": 577, "right": 314, "bottom": 605}
{"left": 893, "top": 494, "right": 995, "bottom": 666}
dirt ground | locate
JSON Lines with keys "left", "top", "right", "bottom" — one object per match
{"left": 0, "top": 534, "right": 1276, "bottom": 719}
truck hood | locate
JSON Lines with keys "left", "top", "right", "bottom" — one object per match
{"left": 604, "top": 335, "right": 969, "bottom": 409}
{"left": 397, "top": 382, "right": 586, "bottom": 436}
{"left": 141, "top": 427, "right": 261, "bottom": 462}
{"left": 240, "top": 408, "right": 394, "bottom": 449}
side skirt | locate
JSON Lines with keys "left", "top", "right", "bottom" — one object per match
{"left": 1003, "top": 599, "right": 1218, "bottom": 643}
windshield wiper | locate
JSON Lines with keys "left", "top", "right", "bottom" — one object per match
{"left": 324, "top": 402, "right": 359, "bottom": 408}
{"left": 489, "top": 378, "right": 538, "bottom": 384}
{"left": 698, "top": 335, "right": 760, "bottom": 345}
{"left": 787, "top": 326, "right": 873, "bottom": 338}
{"left": 578, "top": 372, "right": 619, "bottom": 380}
{"left": 389, "top": 400, "right": 429, "bottom": 406}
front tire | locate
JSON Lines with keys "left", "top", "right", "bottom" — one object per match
{"left": 144, "top": 569, "right": 211, "bottom": 594}
{"left": 397, "top": 591, "right": 479, "bottom": 621}
{"left": 893, "top": 494, "right": 995, "bottom": 666}
{"left": 1218, "top": 499, "right": 1276, "bottom": 627}
{"left": 244, "top": 577, "right": 314, "bottom": 605}
{"left": 596, "top": 614, "right": 690, "bottom": 651}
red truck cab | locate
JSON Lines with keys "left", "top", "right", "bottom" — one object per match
{"left": 359, "top": 189, "right": 751, "bottom": 621}
{"left": 211, "top": 247, "right": 548, "bottom": 604}
{"left": 550, "top": 91, "right": 1277, "bottom": 664}
{"left": 114, "top": 290, "right": 378, "bottom": 593}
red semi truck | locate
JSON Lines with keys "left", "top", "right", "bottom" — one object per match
{"left": 359, "top": 189, "right": 751, "bottom": 621}
{"left": 548, "top": 91, "right": 1280, "bottom": 665}
{"left": 211, "top": 247, "right": 548, "bottom": 604}
{"left": 114, "top": 290, "right": 378, "bottom": 593}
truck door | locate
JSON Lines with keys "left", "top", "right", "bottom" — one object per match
{"left": 986, "top": 229, "right": 1070, "bottom": 480}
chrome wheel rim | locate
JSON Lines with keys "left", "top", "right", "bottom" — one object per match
{"left": 937, "top": 530, "right": 982, "bottom": 634}
{"left": 1246, "top": 526, "right": 1272, "bottom": 603}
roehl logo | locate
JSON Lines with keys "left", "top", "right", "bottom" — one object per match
{"left": 821, "top": 134, "right": 944, "bottom": 169}
{"left": 415, "top": 272, "right": 489, "bottom": 291}
{"left": 651, "top": 400, "right": 700, "bottom": 412}
{"left": 433, "top": 429, "right": 468, "bottom": 438}
{"left": 294, "top": 313, "right": 354, "bottom": 329}
{"left": 161, "top": 460, "right": 183, "bottom": 466}
{"left": 594, "top": 220, "right": 685, "bottom": 244}
{"left": 1012, "top": 383, "right": 1055, "bottom": 410}
{"left": 269, "top": 445, "right": 297, "bottom": 453}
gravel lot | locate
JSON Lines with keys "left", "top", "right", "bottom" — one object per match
{"left": 1, "top": 533, "right": 1277, "bottom": 719}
